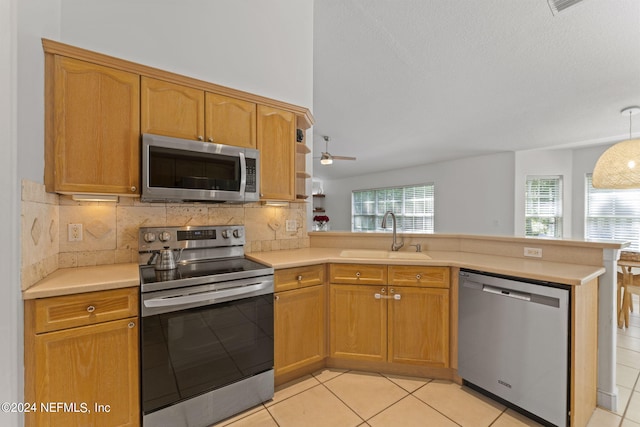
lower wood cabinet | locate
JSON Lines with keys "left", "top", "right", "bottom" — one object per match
{"left": 274, "top": 265, "right": 326, "bottom": 384}
{"left": 24, "top": 288, "right": 139, "bottom": 427}
{"left": 329, "top": 264, "right": 450, "bottom": 368}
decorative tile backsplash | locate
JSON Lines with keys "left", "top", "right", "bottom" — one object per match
{"left": 21, "top": 180, "right": 309, "bottom": 290}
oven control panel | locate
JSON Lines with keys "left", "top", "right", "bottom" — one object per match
{"left": 139, "top": 225, "right": 245, "bottom": 252}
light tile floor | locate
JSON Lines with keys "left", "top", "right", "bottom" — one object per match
{"left": 214, "top": 297, "right": 640, "bottom": 427}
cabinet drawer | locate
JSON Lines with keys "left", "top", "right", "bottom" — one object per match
{"left": 31, "top": 287, "right": 139, "bottom": 334}
{"left": 329, "top": 264, "right": 387, "bottom": 285}
{"left": 275, "top": 265, "right": 325, "bottom": 292}
{"left": 388, "top": 266, "right": 450, "bottom": 288}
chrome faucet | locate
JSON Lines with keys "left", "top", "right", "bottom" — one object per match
{"left": 381, "top": 211, "right": 404, "bottom": 251}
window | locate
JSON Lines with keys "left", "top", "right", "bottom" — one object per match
{"left": 585, "top": 174, "right": 640, "bottom": 251}
{"left": 352, "top": 184, "right": 434, "bottom": 233}
{"left": 525, "top": 176, "right": 563, "bottom": 237}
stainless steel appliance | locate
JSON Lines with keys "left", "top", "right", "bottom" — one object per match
{"left": 138, "top": 225, "right": 274, "bottom": 427}
{"left": 458, "top": 270, "right": 570, "bottom": 427}
{"left": 141, "top": 134, "right": 260, "bottom": 203}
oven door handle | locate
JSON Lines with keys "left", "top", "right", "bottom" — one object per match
{"left": 143, "top": 281, "right": 271, "bottom": 308}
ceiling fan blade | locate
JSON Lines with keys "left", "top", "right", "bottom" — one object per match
{"left": 331, "top": 155, "right": 356, "bottom": 161}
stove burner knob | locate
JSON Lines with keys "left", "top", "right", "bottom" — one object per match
{"left": 233, "top": 229, "right": 242, "bottom": 238}
{"left": 159, "top": 231, "right": 171, "bottom": 242}
{"left": 143, "top": 232, "right": 157, "bottom": 243}
{"left": 221, "top": 229, "right": 231, "bottom": 239}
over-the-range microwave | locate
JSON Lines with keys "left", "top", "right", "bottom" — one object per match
{"left": 141, "top": 133, "right": 260, "bottom": 203}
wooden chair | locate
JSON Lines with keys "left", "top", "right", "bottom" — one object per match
{"left": 618, "top": 267, "right": 640, "bottom": 328}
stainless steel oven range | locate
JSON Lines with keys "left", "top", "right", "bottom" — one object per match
{"left": 138, "top": 225, "right": 274, "bottom": 427}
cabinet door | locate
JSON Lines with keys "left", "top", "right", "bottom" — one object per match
{"left": 388, "top": 286, "right": 449, "bottom": 367}
{"left": 257, "top": 105, "right": 295, "bottom": 200}
{"left": 141, "top": 77, "right": 205, "bottom": 140}
{"left": 274, "top": 285, "right": 326, "bottom": 377}
{"left": 29, "top": 317, "right": 139, "bottom": 427}
{"left": 205, "top": 93, "right": 256, "bottom": 148}
{"left": 47, "top": 56, "right": 140, "bottom": 195}
{"left": 329, "top": 284, "right": 386, "bottom": 362}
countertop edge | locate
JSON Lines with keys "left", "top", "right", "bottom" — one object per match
{"left": 247, "top": 249, "right": 606, "bottom": 287}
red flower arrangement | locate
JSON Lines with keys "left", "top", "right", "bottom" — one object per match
{"left": 313, "top": 215, "right": 330, "bottom": 223}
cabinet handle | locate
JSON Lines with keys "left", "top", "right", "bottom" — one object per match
{"left": 130, "top": 186, "right": 137, "bottom": 192}
{"left": 198, "top": 136, "right": 204, "bottom": 141}
{"left": 86, "top": 305, "right": 95, "bottom": 313}
{"left": 355, "top": 272, "right": 361, "bottom": 278}
{"left": 128, "top": 321, "right": 135, "bottom": 329}
{"left": 296, "top": 275, "right": 303, "bottom": 282}
{"left": 416, "top": 274, "right": 421, "bottom": 280}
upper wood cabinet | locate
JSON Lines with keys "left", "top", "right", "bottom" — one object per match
{"left": 141, "top": 77, "right": 205, "bottom": 140}
{"left": 141, "top": 78, "right": 257, "bottom": 148}
{"left": 45, "top": 56, "right": 140, "bottom": 195}
{"left": 257, "top": 105, "right": 296, "bottom": 200}
{"left": 205, "top": 93, "right": 256, "bottom": 148}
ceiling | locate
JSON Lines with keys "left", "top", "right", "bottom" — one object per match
{"left": 311, "top": 0, "right": 640, "bottom": 179}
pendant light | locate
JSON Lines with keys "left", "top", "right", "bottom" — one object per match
{"left": 592, "top": 107, "right": 640, "bottom": 189}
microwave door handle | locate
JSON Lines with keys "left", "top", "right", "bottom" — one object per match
{"left": 239, "top": 151, "right": 247, "bottom": 197}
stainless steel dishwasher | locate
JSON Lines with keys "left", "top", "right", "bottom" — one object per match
{"left": 458, "top": 269, "right": 570, "bottom": 427}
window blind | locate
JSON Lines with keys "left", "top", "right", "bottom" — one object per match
{"left": 525, "top": 176, "right": 563, "bottom": 237}
{"left": 586, "top": 174, "right": 640, "bottom": 251}
{"left": 352, "top": 184, "right": 434, "bottom": 233}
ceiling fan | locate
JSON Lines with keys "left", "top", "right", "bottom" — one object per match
{"left": 317, "top": 136, "right": 356, "bottom": 165}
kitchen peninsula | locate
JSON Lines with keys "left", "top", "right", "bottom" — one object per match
{"left": 247, "top": 231, "right": 625, "bottom": 427}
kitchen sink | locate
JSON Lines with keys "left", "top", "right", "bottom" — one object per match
{"left": 339, "top": 249, "right": 431, "bottom": 260}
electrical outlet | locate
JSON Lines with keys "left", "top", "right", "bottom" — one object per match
{"left": 524, "top": 247, "right": 542, "bottom": 258}
{"left": 286, "top": 219, "right": 297, "bottom": 232}
{"left": 68, "top": 223, "right": 83, "bottom": 242}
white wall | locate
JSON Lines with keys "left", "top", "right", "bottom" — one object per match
{"left": 514, "top": 149, "right": 573, "bottom": 237}
{"left": 324, "top": 151, "right": 516, "bottom": 235}
{"left": 571, "top": 144, "right": 610, "bottom": 239}
{"left": 59, "top": 0, "right": 313, "bottom": 108}
{"left": 1, "top": 0, "right": 22, "bottom": 424}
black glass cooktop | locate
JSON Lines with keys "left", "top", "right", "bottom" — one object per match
{"left": 140, "top": 257, "right": 273, "bottom": 292}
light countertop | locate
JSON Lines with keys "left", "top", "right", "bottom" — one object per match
{"left": 22, "top": 263, "right": 139, "bottom": 300}
{"left": 247, "top": 248, "right": 605, "bottom": 286}
{"left": 22, "top": 246, "right": 606, "bottom": 300}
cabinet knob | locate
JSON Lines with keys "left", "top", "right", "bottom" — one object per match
{"left": 130, "top": 186, "right": 137, "bottom": 192}
{"left": 355, "top": 272, "right": 361, "bottom": 278}
{"left": 208, "top": 137, "right": 214, "bottom": 143}
{"left": 390, "top": 288, "right": 395, "bottom": 294}
{"left": 128, "top": 321, "right": 135, "bottom": 329}
{"left": 197, "top": 136, "right": 204, "bottom": 141}
{"left": 416, "top": 274, "right": 421, "bottom": 280}
{"left": 274, "top": 295, "right": 280, "bottom": 301}
{"left": 86, "top": 305, "right": 96, "bottom": 313}
{"left": 296, "top": 275, "right": 303, "bottom": 281}
{"left": 380, "top": 287, "right": 386, "bottom": 293}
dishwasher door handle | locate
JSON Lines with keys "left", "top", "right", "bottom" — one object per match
{"left": 482, "top": 284, "right": 531, "bottom": 301}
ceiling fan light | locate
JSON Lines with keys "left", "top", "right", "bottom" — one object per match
{"left": 320, "top": 153, "right": 333, "bottom": 165}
